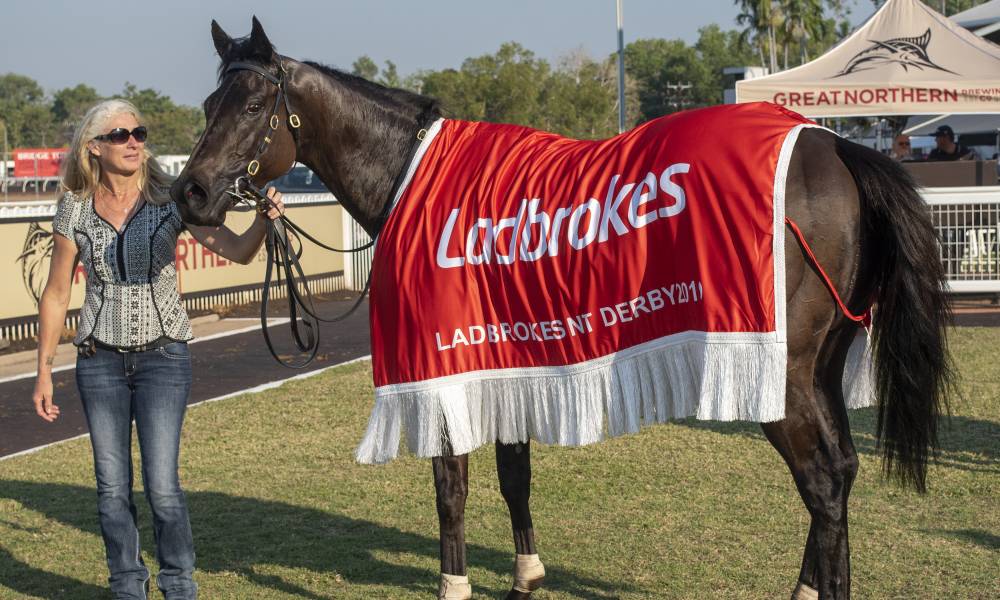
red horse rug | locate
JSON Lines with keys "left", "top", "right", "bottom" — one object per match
{"left": 356, "top": 102, "right": 873, "bottom": 464}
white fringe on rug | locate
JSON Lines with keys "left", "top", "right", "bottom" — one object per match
{"left": 843, "top": 330, "right": 876, "bottom": 410}
{"left": 356, "top": 332, "right": 789, "bottom": 464}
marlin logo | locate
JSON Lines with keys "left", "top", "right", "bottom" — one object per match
{"left": 833, "top": 28, "right": 958, "bottom": 78}
{"left": 17, "top": 222, "right": 54, "bottom": 306}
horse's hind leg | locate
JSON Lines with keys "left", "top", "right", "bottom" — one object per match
{"left": 433, "top": 454, "right": 472, "bottom": 599}
{"left": 496, "top": 441, "right": 545, "bottom": 599}
{"left": 764, "top": 329, "right": 860, "bottom": 600}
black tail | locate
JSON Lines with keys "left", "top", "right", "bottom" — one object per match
{"left": 835, "top": 137, "right": 952, "bottom": 493}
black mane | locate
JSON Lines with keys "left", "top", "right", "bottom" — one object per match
{"left": 302, "top": 61, "right": 441, "bottom": 119}
{"left": 216, "top": 38, "right": 440, "bottom": 120}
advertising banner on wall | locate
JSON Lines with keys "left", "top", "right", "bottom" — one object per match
{"left": 0, "top": 198, "right": 346, "bottom": 323}
{"left": 12, "top": 148, "right": 68, "bottom": 178}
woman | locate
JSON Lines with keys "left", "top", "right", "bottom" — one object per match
{"left": 31, "top": 99, "right": 284, "bottom": 600}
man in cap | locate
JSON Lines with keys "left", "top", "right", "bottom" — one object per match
{"left": 928, "top": 125, "right": 976, "bottom": 161}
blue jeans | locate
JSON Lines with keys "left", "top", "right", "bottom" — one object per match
{"left": 77, "top": 342, "right": 197, "bottom": 600}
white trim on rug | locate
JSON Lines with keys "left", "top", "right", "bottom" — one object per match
{"left": 356, "top": 332, "right": 788, "bottom": 464}
{"left": 375, "top": 331, "right": 779, "bottom": 396}
{"left": 386, "top": 118, "right": 445, "bottom": 219}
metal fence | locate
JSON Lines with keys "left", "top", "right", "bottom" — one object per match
{"left": 342, "top": 217, "right": 375, "bottom": 290}
{"left": 924, "top": 186, "right": 1000, "bottom": 294}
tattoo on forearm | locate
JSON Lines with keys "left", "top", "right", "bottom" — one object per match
{"left": 44, "top": 356, "right": 55, "bottom": 366}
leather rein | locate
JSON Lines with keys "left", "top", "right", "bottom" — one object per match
{"left": 219, "top": 60, "right": 426, "bottom": 368}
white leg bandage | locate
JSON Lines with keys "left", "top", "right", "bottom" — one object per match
{"left": 791, "top": 582, "right": 819, "bottom": 600}
{"left": 512, "top": 553, "right": 545, "bottom": 593}
{"left": 439, "top": 573, "right": 471, "bottom": 600}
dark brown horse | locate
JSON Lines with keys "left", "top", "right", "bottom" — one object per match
{"left": 171, "top": 19, "right": 951, "bottom": 600}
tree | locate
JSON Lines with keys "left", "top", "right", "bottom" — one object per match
{"left": 695, "top": 25, "right": 757, "bottom": 103}
{"left": 419, "top": 43, "right": 618, "bottom": 139}
{"left": 623, "top": 38, "right": 711, "bottom": 122}
{"left": 379, "top": 60, "right": 401, "bottom": 88}
{"left": 352, "top": 56, "right": 418, "bottom": 91}
{"left": 0, "top": 74, "right": 58, "bottom": 148}
{"left": 51, "top": 84, "right": 102, "bottom": 145}
{"left": 351, "top": 55, "right": 378, "bottom": 80}
{"left": 119, "top": 83, "right": 203, "bottom": 155}
{"left": 418, "top": 67, "right": 487, "bottom": 120}
{"left": 543, "top": 51, "right": 618, "bottom": 139}
{"left": 735, "top": 1, "right": 850, "bottom": 71}
{"left": 736, "top": 0, "right": 780, "bottom": 72}
{"left": 909, "top": 0, "right": 990, "bottom": 16}
{"left": 421, "top": 42, "right": 551, "bottom": 126}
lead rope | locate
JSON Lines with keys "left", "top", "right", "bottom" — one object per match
{"left": 224, "top": 124, "right": 431, "bottom": 368}
{"left": 227, "top": 180, "right": 374, "bottom": 368}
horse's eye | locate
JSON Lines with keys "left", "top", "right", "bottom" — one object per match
{"left": 246, "top": 102, "right": 264, "bottom": 115}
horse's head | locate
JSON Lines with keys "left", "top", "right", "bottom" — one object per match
{"left": 171, "top": 17, "right": 298, "bottom": 226}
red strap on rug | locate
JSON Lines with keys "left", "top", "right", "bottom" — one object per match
{"left": 785, "top": 217, "right": 871, "bottom": 327}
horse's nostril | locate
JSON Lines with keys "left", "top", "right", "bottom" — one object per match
{"left": 183, "top": 180, "right": 207, "bottom": 203}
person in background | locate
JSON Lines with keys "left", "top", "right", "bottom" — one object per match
{"left": 928, "top": 125, "right": 976, "bottom": 161}
{"left": 890, "top": 134, "right": 914, "bottom": 161}
{"left": 31, "top": 99, "right": 284, "bottom": 600}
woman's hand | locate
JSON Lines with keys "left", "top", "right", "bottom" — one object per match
{"left": 260, "top": 187, "right": 285, "bottom": 221}
{"left": 189, "top": 186, "right": 285, "bottom": 264}
{"left": 32, "top": 376, "right": 59, "bottom": 422}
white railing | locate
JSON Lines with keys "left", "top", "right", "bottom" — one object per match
{"left": 924, "top": 186, "right": 1000, "bottom": 293}
{"left": 342, "top": 215, "right": 374, "bottom": 291}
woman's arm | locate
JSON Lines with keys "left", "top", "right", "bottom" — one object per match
{"left": 33, "top": 234, "right": 79, "bottom": 422}
{"left": 187, "top": 187, "right": 285, "bottom": 265}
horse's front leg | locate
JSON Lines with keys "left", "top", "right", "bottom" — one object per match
{"left": 496, "top": 441, "right": 545, "bottom": 600}
{"left": 433, "top": 454, "right": 471, "bottom": 599}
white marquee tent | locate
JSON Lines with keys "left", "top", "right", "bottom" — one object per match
{"left": 736, "top": 0, "right": 1000, "bottom": 117}
{"left": 953, "top": 0, "right": 1000, "bottom": 40}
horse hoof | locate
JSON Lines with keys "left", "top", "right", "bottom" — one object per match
{"left": 505, "top": 590, "right": 534, "bottom": 600}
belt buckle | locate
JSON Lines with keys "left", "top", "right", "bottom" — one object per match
{"left": 78, "top": 339, "right": 96, "bottom": 358}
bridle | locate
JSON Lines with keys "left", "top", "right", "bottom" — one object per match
{"left": 218, "top": 59, "right": 389, "bottom": 368}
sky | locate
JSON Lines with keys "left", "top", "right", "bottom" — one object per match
{"left": 0, "top": 0, "right": 873, "bottom": 108}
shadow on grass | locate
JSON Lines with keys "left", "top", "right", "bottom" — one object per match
{"left": 931, "top": 528, "right": 1000, "bottom": 551}
{"left": 0, "top": 480, "right": 628, "bottom": 600}
{"left": 673, "top": 408, "right": 1000, "bottom": 475}
{"left": 0, "top": 545, "right": 108, "bottom": 599}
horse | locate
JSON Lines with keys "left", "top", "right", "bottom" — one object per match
{"left": 170, "top": 18, "right": 951, "bottom": 600}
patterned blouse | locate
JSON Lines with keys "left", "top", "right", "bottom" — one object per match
{"left": 53, "top": 191, "right": 193, "bottom": 348}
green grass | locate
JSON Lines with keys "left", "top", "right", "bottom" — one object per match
{"left": 1, "top": 328, "right": 998, "bottom": 599}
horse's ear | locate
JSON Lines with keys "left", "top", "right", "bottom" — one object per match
{"left": 249, "top": 16, "right": 275, "bottom": 59}
{"left": 211, "top": 20, "right": 233, "bottom": 60}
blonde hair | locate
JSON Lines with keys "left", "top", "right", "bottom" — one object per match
{"left": 61, "top": 99, "right": 173, "bottom": 205}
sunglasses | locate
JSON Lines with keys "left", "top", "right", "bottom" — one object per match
{"left": 94, "top": 126, "right": 148, "bottom": 144}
